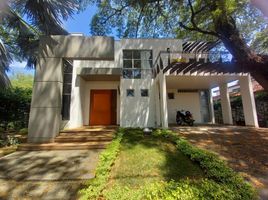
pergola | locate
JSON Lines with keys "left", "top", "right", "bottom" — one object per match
{"left": 153, "top": 41, "right": 248, "bottom": 77}
{"left": 153, "top": 41, "right": 258, "bottom": 128}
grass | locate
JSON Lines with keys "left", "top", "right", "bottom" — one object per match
{"left": 104, "top": 129, "right": 204, "bottom": 191}
{"left": 79, "top": 128, "right": 256, "bottom": 200}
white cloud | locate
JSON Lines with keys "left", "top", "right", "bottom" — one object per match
{"left": 10, "top": 61, "right": 27, "bottom": 68}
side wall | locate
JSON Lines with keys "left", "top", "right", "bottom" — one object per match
{"left": 28, "top": 58, "right": 63, "bottom": 143}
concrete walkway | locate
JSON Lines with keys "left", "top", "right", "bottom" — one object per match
{"left": 0, "top": 150, "right": 102, "bottom": 200}
{"left": 171, "top": 125, "right": 268, "bottom": 199}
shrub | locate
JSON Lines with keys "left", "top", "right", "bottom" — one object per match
{"left": 175, "top": 137, "right": 256, "bottom": 200}
{"left": 0, "top": 87, "right": 31, "bottom": 131}
{"left": 19, "top": 128, "right": 28, "bottom": 135}
{"left": 0, "top": 135, "right": 20, "bottom": 147}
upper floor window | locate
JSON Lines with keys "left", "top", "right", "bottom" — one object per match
{"left": 123, "top": 50, "right": 152, "bottom": 79}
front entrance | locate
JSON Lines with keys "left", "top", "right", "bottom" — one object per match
{"left": 89, "top": 90, "right": 117, "bottom": 125}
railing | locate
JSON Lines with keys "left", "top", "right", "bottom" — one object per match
{"left": 153, "top": 51, "right": 231, "bottom": 76}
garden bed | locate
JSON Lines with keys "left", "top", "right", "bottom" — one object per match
{"left": 79, "top": 128, "right": 256, "bottom": 200}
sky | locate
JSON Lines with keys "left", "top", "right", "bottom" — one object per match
{"left": 7, "top": 5, "right": 97, "bottom": 77}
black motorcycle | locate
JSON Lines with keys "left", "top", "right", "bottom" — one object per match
{"left": 176, "top": 110, "right": 195, "bottom": 126}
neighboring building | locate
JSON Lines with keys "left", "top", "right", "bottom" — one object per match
{"left": 28, "top": 36, "right": 259, "bottom": 143}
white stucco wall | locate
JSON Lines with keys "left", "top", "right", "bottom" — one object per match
{"left": 120, "top": 78, "right": 156, "bottom": 127}
{"left": 167, "top": 89, "right": 202, "bottom": 124}
{"left": 76, "top": 60, "right": 115, "bottom": 68}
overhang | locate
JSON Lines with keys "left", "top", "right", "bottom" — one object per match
{"left": 166, "top": 75, "right": 240, "bottom": 90}
{"left": 77, "top": 67, "right": 122, "bottom": 81}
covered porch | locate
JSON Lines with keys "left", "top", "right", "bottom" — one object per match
{"left": 153, "top": 48, "right": 258, "bottom": 128}
{"left": 63, "top": 61, "right": 121, "bottom": 129}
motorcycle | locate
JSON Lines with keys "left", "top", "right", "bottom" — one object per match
{"left": 176, "top": 110, "right": 195, "bottom": 126}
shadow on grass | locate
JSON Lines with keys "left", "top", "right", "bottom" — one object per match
{"left": 108, "top": 128, "right": 204, "bottom": 188}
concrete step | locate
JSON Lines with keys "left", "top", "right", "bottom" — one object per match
{"left": 18, "top": 141, "right": 111, "bottom": 151}
{"left": 61, "top": 127, "right": 117, "bottom": 133}
{"left": 54, "top": 135, "right": 114, "bottom": 143}
{"left": 59, "top": 131, "right": 114, "bottom": 136}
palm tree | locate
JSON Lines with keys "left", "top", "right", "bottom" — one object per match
{"left": 0, "top": 0, "right": 85, "bottom": 88}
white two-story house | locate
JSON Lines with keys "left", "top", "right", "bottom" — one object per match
{"left": 28, "top": 35, "right": 258, "bottom": 143}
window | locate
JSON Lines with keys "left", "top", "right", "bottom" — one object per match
{"left": 62, "top": 59, "right": 73, "bottom": 120}
{"left": 126, "top": 89, "right": 134, "bottom": 97}
{"left": 123, "top": 50, "right": 152, "bottom": 79}
{"left": 168, "top": 93, "right": 174, "bottom": 99}
{"left": 141, "top": 89, "right": 149, "bottom": 97}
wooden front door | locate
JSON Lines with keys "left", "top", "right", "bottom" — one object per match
{"left": 90, "top": 90, "right": 117, "bottom": 125}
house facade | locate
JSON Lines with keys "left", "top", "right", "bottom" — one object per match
{"left": 28, "top": 36, "right": 258, "bottom": 143}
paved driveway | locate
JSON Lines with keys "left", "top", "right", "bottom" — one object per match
{"left": 0, "top": 150, "right": 102, "bottom": 200}
{"left": 171, "top": 125, "right": 268, "bottom": 199}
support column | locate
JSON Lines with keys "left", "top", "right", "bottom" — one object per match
{"left": 239, "top": 75, "right": 258, "bottom": 127}
{"left": 209, "top": 89, "right": 215, "bottom": 124}
{"left": 159, "top": 73, "right": 168, "bottom": 128}
{"left": 219, "top": 83, "right": 233, "bottom": 125}
{"left": 154, "top": 78, "right": 161, "bottom": 127}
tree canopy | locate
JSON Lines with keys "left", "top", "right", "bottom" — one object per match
{"left": 0, "top": 0, "right": 88, "bottom": 88}
{"left": 1, "top": 0, "right": 268, "bottom": 91}
{"left": 91, "top": 0, "right": 268, "bottom": 90}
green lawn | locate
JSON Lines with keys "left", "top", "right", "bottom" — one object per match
{"left": 105, "top": 129, "right": 204, "bottom": 189}
{"left": 79, "top": 128, "right": 255, "bottom": 200}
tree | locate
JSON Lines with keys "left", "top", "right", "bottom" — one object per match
{"left": 91, "top": 0, "right": 268, "bottom": 91}
{"left": 0, "top": 0, "right": 87, "bottom": 88}
{"left": 10, "top": 72, "right": 33, "bottom": 89}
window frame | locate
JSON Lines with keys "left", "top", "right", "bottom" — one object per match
{"left": 123, "top": 50, "right": 153, "bottom": 79}
{"left": 141, "top": 89, "right": 149, "bottom": 97}
{"left": 168, "top": 93, "right": 175, "bottom": 99}
{"left": 126, "top": 89, "right": 135, "bottom": 97}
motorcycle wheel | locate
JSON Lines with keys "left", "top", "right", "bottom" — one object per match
{"left": 188, "top": 121, "right": 194, "bottom": 126}
{"left": 176, "top": 120, "right": 182, "bottom": 125}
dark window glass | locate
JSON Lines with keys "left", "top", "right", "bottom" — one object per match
{"left": 134, "top": 60, "right": 141, "bottom": 68}
{"left": 127, "top": 89, "right": 134, "bottom": 97}
{"left": 62, "top": 95, "right": 71, "bottom": 120}
{"left": 123, "top": 50, "right": 132, "bottom": 59}
{"left": 62, "top": 59, "right": 73, "bottom": 120}
{"left": 133, "top": 50, "right": 141, "bottom": 59}
{"left": 123, "top": 60, "right": 132, "bottom": 68}
{"left": 64, "top": 74, "right": 72, "bottom": 83}
{"left": 123, "top": 69, "right": 133, "bottom": 79}
{"left": 141, "top": 89, "right": 149, "bottom": 97}
{"left": 133, "top": 69, "right": 141, "bottom": 79}
{"left": 63, "top": 62, "right": 73, "bottom": 73}
{"left": 199, "top": 58, "right": 205, "bottom": 63}
{"left": 168, "top": 93, "right": 175, "bottom": 99}
{"left": 189, "top": 58, "right": 197, "bottom": 63}
{"left": 63, "top": 84, "right": 72, "bottom": 94}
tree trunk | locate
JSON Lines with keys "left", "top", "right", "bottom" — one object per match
{"left": 213, "top": 9, "right": 268, "bottom": 91}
